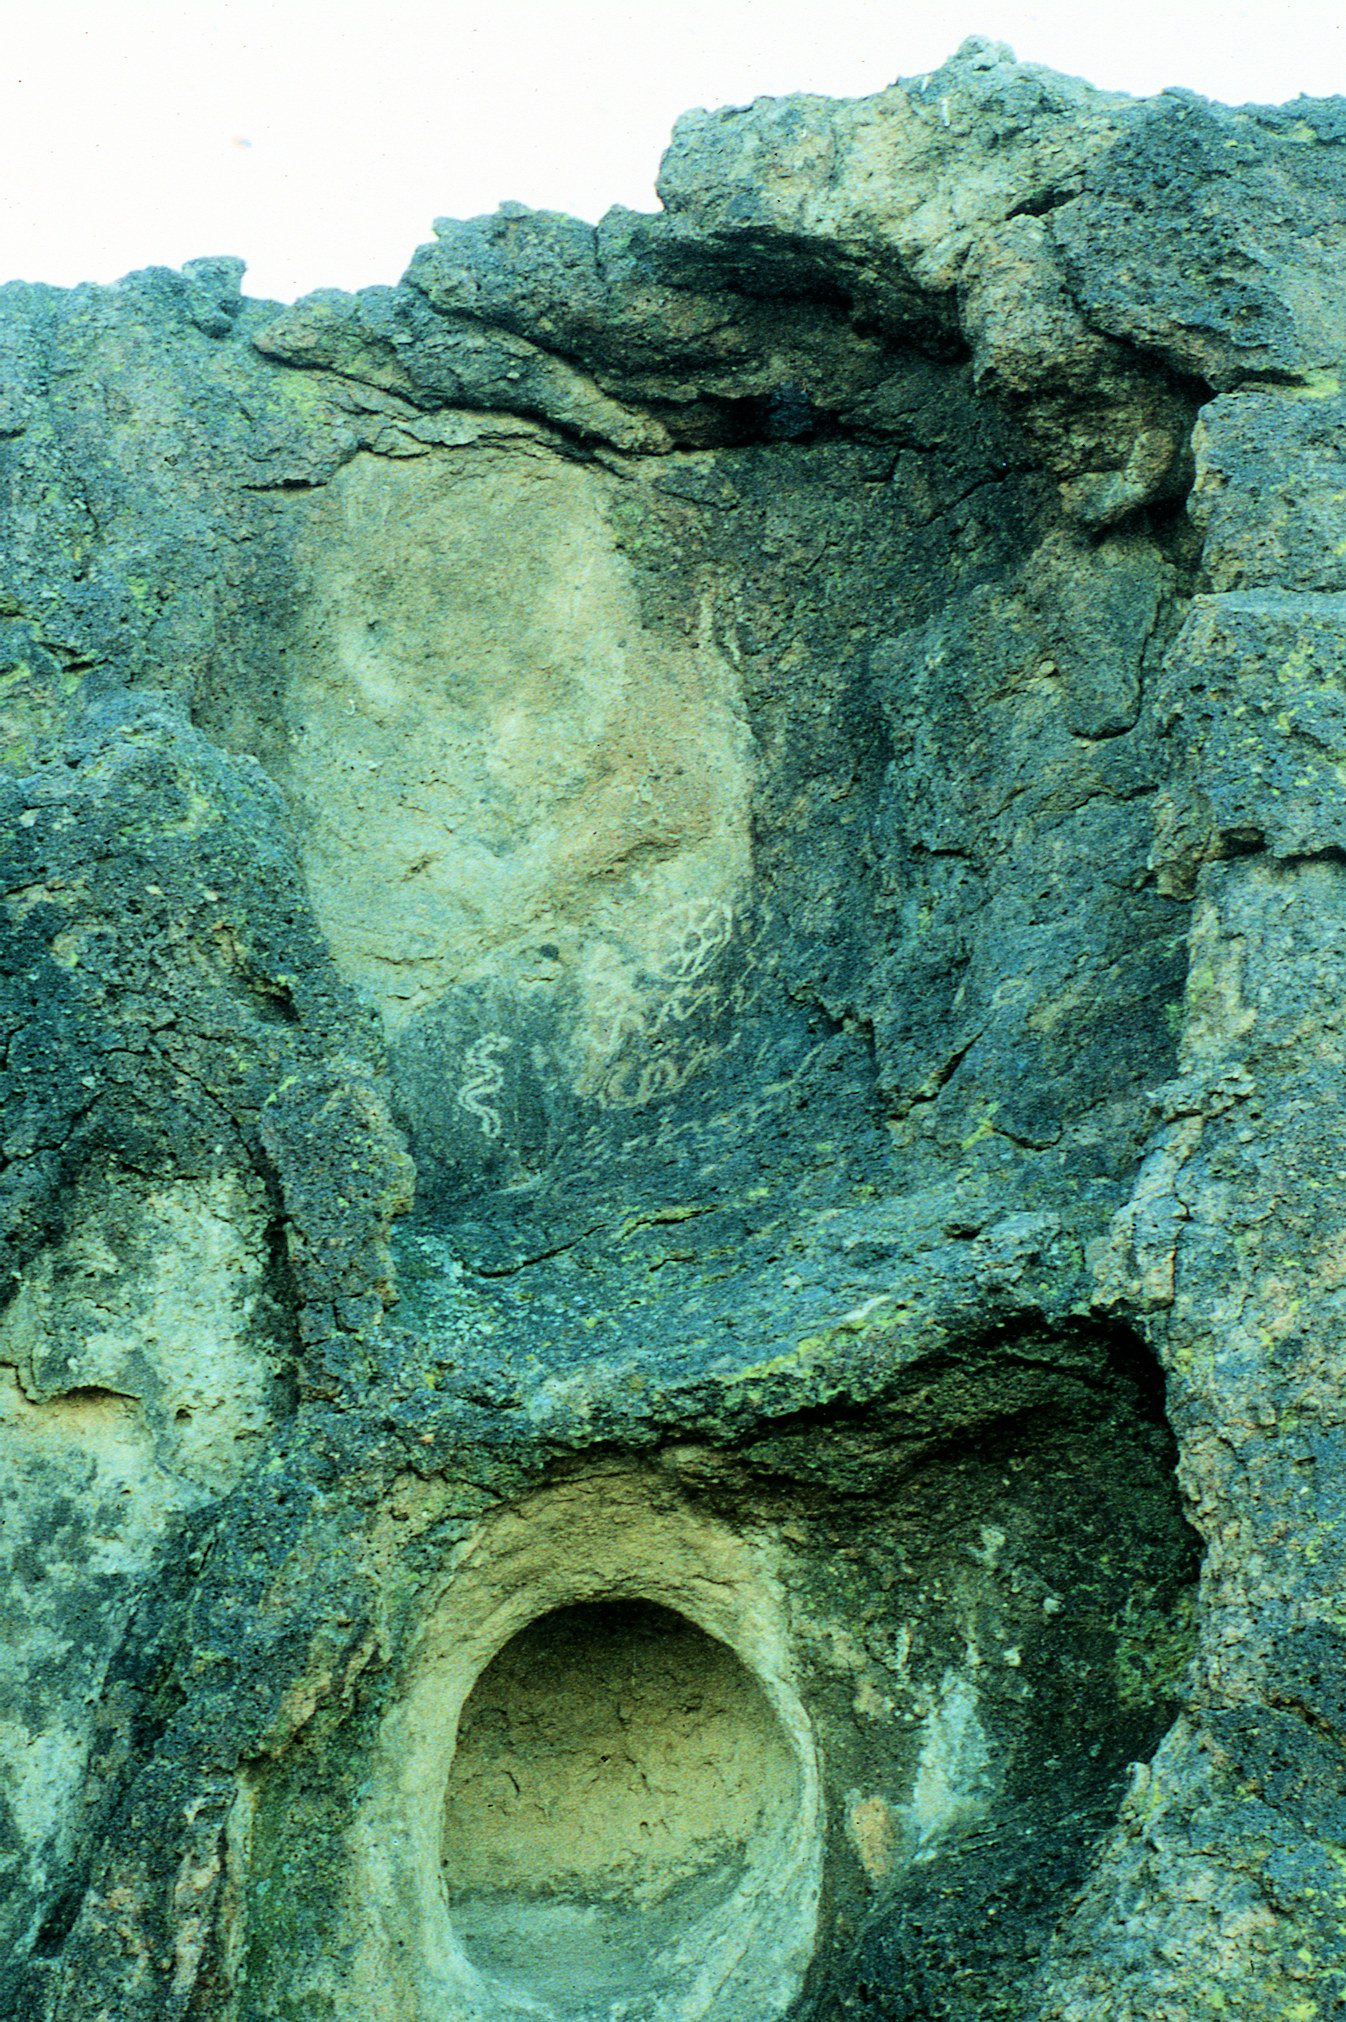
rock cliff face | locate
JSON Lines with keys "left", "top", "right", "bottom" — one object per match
{"left": 2, "top": 37, "right": 1346, "bottom": 2021}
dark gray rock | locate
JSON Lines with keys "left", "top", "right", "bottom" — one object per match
{"left": 1051, "top": 91, "right": 1346, "bottom": 389}
{"left": 1, "top": 42, "right": 1344, "bottom": 2022}
{"left": 1191, "top": 381, "right": 1346, "bottom": 592}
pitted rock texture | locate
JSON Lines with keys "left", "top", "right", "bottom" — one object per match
{"left": 2, "top": 36, "right": 1345, "bottom": 2022}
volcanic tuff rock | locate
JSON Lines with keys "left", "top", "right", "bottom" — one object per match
{"left": 2, "top": 36, "right": 1345, "bottom": 2022}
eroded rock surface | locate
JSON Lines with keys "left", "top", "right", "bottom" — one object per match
{"left": 2, "top": 37, "right": 1345, "bottom": 2022}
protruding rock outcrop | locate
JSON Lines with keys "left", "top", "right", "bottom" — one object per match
{"left": 3, "top": 39, "right": 1345, "bottom": 2022}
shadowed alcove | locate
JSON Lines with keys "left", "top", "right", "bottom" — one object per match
{"left": 348, "top": 1469, "right": 824, "bottom": 2022}
{"left": 441, "top": 1598, "right": 801, "bottom": 2014}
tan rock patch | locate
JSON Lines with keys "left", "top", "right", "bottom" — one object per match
{"left": 278, "top": 441, "right": 755, "bottom": 1089}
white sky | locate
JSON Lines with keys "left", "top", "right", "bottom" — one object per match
{"left": 1, "top": 0, "right": 1342, "bottom": 304}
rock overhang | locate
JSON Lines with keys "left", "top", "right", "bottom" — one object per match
{"left": 2, "top": 38, "right": 1345, "bottom": 2022}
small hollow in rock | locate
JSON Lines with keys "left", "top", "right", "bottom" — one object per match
{"left": 441, "top": 1598, "right": 800, "bottom": 2015}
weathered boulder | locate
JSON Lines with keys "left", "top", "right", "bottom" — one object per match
{"left": 2, "top": 38, "right": 1345, "bottom": 2022}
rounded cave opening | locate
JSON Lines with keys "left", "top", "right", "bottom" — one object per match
{"left": 439, "top": 1597, "right": 803, "bottom": 2017}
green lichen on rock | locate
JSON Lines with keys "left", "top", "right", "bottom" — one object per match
{"left": 3, "top": 37, "right": 1346, "bottom": 2022}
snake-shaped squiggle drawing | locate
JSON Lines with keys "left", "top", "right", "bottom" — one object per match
{"left": 456, "top": 1032, "right": 513, "bottom": 1139}
{"left": 578, "top": 897, "right": 736, "bottom": 1108}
